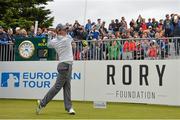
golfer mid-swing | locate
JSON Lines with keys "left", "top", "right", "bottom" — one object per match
{"left": 36, "top": 23, "right": 75, "bottom": 115}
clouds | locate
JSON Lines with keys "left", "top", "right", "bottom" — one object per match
{"left": 47, "top": 0, "right": 180, "bottom": 27}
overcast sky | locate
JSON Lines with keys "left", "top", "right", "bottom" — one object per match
{"left": 46, "top": 0, "right": 180, "bottom": 27}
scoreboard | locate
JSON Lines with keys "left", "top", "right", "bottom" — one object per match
{"left": 15, "top": 37, "right": 56, "bottom": 61}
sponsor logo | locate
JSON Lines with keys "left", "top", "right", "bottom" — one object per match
{"left": 1, "top": 72, "right": 81, "bottom": 89}
{"left": 1, "top": 72, "right": 20, "bottom": 88}
{"left": 38, "top": 38, "right": 47, "bottom": 47}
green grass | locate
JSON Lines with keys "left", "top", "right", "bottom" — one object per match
{"left": 0, "top": 99, "right": 180, "bottom": 119}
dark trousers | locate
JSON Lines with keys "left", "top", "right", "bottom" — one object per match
{"left": 41, "top": 62, "right": 72, "bottom": 111}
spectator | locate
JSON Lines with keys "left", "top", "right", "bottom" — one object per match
{"left": 121, "top": 31, "right": 129, "bottom": 39}
{"left": 163, "top": 14, "right": 173, "bottom": 37}
{"left": 158, "top": 38, "right": 169, "bottom": 59}
{"left": 134, "top": 42, "right": 144, "bottom": 60}
{"left": 129, "top": 40, "right": 136, "bottom": 58}
{"left": 67, "top": 24, "right": 75, "bottom": 38}
{"left": 73, "top": 20, "right": 81, "bottom": 29}
{"left": 96, "top": 18, "right": 101, "bottom": 30}
{"left": 114, "top": 19, "right": 120, "bottom": 32}
{"left": 173, "top": 15, "right": 180, "bottom": 36}
{"left": 133, "top": 32, "right": 140, "bottom": 38}
{"left": 122, "top": 39, "right": 136, "bottom": 60}
{"left": 122, "top": 40, "right": 130, "bottom": 60}
{"left": 75, "top": 26, "right": 87, "bottom": 40}
{"left": 146, "top": 18, "right": 153, "bottom": 28}
{"left": 81, "top": 41, "right": 89, "bottom": 60}
{"left": 99, "top": 21, "right": 108, "bottom": 39}
{"left": 42, "top": 28, "right": 48, "bottom": 36}
{"left": 89, "top": 25, "right": 100, "bottom": 40}
{"left": 14, "top": 27, "right": 22, "bottom": 39}
{"left": 129, "top": 27, "right": 135, "bottom": 37}
{"left": 141, "top": 37, "right": 149, "bottom": 58}
{"left": 115, "top": 31, "right": 121, "bottom": 39}
{"left": 107, "top": 40, "right": 121, "bottom": 60}
{"left": 130, "top": 19, "right": 136, "bottom": 28}
{"left": 155, "top": 30, "right": 168, "bottom": 59}
{"left": 20, "top": 29, "right": 28, "bottom": 38}
{"left": 72, "top": 42, "right": 81, "bottom": 60}
{"left": 108, "top": 20, "right": 115, "bottom": 33}
{"left": 119, "top": 17, "right": 127, "bottom": 34}
{"left": 88, "top": 40, "right": 104, "bottom": 60}
{"left": 35, "top": 28, "right": 46, "bottom": 38}
{"left": 147, "top": 40, "right": 158, "bottom": 59}
{"left": 172, "top": 14, "right": 180, "bottom": 55}
{"left": 138, "top": 27, "right": 144, "bottom": 37}
{"left": 147, "top": 26, "right": 155, "bottom": 38}
{"left": 7, "top": 28, "right": 15, "bottom": 43}
{"left": 85, "top": 19, "right": 92, "bottom": 33}
{"left": 158, "top": 19, "right": 164, "bottom": 30}
{"left": 73, "top": 20, "right": 81, "bottom": 38}
{"left": 28, "top": 25, "right": 35, "bottom": 37}
{"left": 0, "top": 26, "right": 15, "bottom": 61}
{"left": 152, "top": 18, "right": 159, "bottom": 29}
{"left": 141, "top": 18, "right": 147, "bottom": 31}
{"left": 0, "top": 26, "right": 9, "bottom": 44}
{"left": 7, "top": 28, "right": 15, "bottom": 59}
{"left": 136, "top": 15, "right": 143, "bottom": 29}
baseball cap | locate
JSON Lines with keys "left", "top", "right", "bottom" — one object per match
{"left": 56, "top": 23, "right": 68, "bottom": 30}
{"left": 15, "top": 27, "right": 20, "bottom": 31}
{"left": 148, "top": 26, "right": 152, "bottom": 29}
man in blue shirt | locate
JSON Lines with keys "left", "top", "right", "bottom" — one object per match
{"left": 89, "top": 25, "right": 100, "bottom": 40}
{"left": 85, "top": 19, "right": 92, "bottom": 33}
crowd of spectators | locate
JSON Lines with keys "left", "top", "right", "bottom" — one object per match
{"left": 0, "top": 13, "right": 180, "bottom": 60}
{"left": 0, "top": 26, "right": 49, "bottom": 44}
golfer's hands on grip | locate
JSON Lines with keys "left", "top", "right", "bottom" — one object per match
{"left": 48, "top": 31, "right": 56, "bottom": 38}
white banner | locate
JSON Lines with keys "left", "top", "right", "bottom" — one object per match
{"left": 0, "top": 60, "right": 180, "bottom": 106}
{"left": 0, "top": 61, "right": 85, "bottom": 100}
{"left": 84, "top": 60, "right": 180, "bottom": 106}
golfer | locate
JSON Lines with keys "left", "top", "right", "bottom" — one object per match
{"left": 36, "top": 23, "right": 75, "bottom": 115}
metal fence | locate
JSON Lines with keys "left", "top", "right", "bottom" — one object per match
{"left": 0, "top": 37, "right": 180, "bottom": 61}
{"left": 0, "top": 43, "right": 15, "bottom": 61}
{"left": 72, "top": 37, "right": 180, "bottom": 60}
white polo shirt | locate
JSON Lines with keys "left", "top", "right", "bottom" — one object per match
{"left": 47, "top": 35, "right": 73, "bottom": 63}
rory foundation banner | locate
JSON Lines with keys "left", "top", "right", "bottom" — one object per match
{"left": 84, "top": 60, "right": 180, "bottom": 106}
